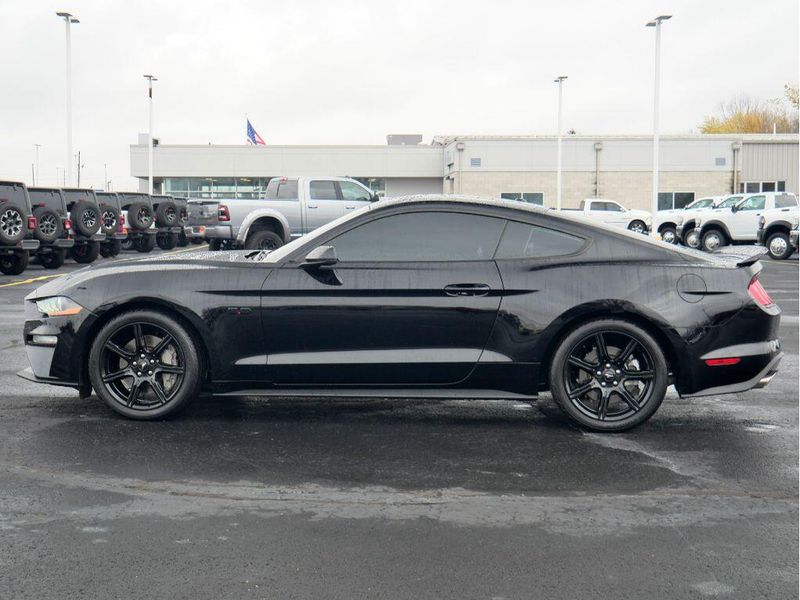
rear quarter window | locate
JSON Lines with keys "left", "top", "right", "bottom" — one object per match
{"left": 29, "top": 190, "right": 64, "bottom": 212}
{"left": 775, "top": 194, "right": 798, "bottom": 208}
{"left": 0, "top": 183, "right": 30, "bottom": 208}
{"left": 495, "top": 221, "right": 585, "bottom": 259}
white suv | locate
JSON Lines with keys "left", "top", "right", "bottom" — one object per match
{"left": 693, "top": 192, "right": 799, "bottom": 252}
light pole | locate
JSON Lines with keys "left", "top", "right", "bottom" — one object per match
{"left": 104, "top": 163, "right": 108, "bottom": 191}
{"left": 33, "top": 144, "right": 41, "bottom": 185}
{"left": 646, "top": 15, "right": 671, "bottom": 233}
{"left": 144, "top": 74, "right": 157, "bottom": 194}
{"left": 56, "top": 12, "right": 79, "bottom": 187}
{"left": 554, "top": 75, "right": 567, "bottom": 210}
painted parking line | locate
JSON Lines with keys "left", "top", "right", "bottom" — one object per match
{"left": 0, "top": 273, "right": 65, "bottom": 289}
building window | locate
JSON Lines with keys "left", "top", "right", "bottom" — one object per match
{"left": 714, "top": 157, "right": 726, "bottom": 166}
{"left": 658, "top": 191, "right": 695, "bottom": 211}
{"left": 740, "top": 181, "right": 787, "bottom": 194}
{"left": 470, "top": 157, "right": 482, "bottom": 167}
{"left": 501, "top": 192, "right": 544, "bottom": 206}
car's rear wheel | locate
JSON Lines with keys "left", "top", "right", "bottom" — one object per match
{"left": 766, "top": 232, "right": 793, "bottom": 260}
{"left": 134, "top": 235, "right": 156, "bottom": 253}
{"left": 88, "top": 310, "right": 203, "bottom": 420}
{"left": 701, "top": 229, "right": 727, "bottom": 252}
{"left": 549, "top": 319, "right": 668, "bottom": 432}
{"left": 156, "top": 231, "right": 178, "bottom": 250}
{"left": 0, "top": 251, "right": 29, "bottom": 275}
{"left": 683, "top": 228, "right": 700, "bottom": 248}
{"left": 660, "top": 226, "right": 677, "bottom": 244}
{"left": 244, "top": 230, "right": 283, "bottom": 250}
{"left": 99, "top": 239, "right": 122, "bottom": 258}
{"left": 71, "top": 241, "right": 100, "bottom": 264}
{"left": 39, "top": 249, "right": 66, "bottom": 269}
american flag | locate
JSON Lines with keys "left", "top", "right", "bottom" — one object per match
{"left": 246, "top": 119, "right": 266, "bottom": 146}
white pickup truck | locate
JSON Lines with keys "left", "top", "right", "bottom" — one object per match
{"left": 561, "top": 199, "right": 651, "bottom": 234}
{"left": 756, "top": 203, "right": 799, "bottom": 259}
{"left": 654, "top": 196, "right": 722, "bottom": 244}
{"left": 692, "top": 192, "right": 799, "bottom": 252}
{"left": 187, "top": 176, "right": 378, "bottom": 250}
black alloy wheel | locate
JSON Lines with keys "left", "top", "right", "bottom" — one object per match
{"left": 244, "top": 230, "right": 283, "bottom": 250}
{"left": 0, "top": 251, "right": 29, "bottom": 275}
{"left": 88, "top": 311, "right": 202, "bottom": 419}
{"left": 549, "top": 319, "right": 668, "bottom": 431}
{"left": 0, "top": 206, "right": 25, "bottom": 245}
{"left": 39, "top": 249, "right": 66, "bottom": 269}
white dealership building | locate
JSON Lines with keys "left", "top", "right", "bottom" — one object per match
{"left": 130, "top": 133, "right": 798, "bottom": 211}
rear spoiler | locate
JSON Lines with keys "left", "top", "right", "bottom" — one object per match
{"left": 709, "top": 246, "right": 768, "bottom": 267}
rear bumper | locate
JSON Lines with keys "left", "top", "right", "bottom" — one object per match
{"left": 684, "top": 352, "right": 782, "bottom": 397}
{"left": 185, "top": 225, "right": 205, "bottom": 239}
{"left": 157, "top": 226, "right": 184, "bottom": 234}
{"left": 203, "top": 225, "right": 235, "bottom": 240}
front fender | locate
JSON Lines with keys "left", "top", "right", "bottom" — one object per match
{"left": 699, "top": 220, "right": 732, "bottom": 239}
{"left": 236, "top": 209, "right": 291, "bottom": 244}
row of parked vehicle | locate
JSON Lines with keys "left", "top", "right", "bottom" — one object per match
{"left": 0, "top": 180, "right": 198, "bottom": 275}
{"left": 653, "top": 191, "right": 799, "bottom": 259}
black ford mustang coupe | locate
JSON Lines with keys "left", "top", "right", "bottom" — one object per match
{"left": 20, "top": 196, "right": 782, "bottom": 431}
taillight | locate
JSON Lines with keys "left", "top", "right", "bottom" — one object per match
{"left": 748, "top": 276, "right": 774, "bottom": 308}
{"left": 705, "top": 357, "right": 741, "bottom": 367}
{"left": 64, "top": 219, "right": 72, "bottom": 231}
{"left": 218, "top": 204, "right": 230, "bottom": 222}
{"left": 27, "top": 216, "right": 37, "bottom": 230}
{"left": 118, "top": 214, "right": 125, "bottom": 233}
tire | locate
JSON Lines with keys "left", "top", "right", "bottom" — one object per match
{"left": 0, "top": 203, "right": 26, "bottom": 245}
{"left": 33, "top": 207, "right": 63, "bottom": 243}
{"left": 70, "top": 201, "right": 101, "bottom": 237}
{"left": 127, "top": 203, "right": 153, "bottom": 230}
{"left": 134, "top": 235, "right": 156, "bottom": 253}
{"left": 87, "top": 309, "right": 203, "bottom": 420}
{"left": 98, "top": 204, "right": 121, "bottom": 237}
{"left": 154, "top": 201, "right": 179, "bottom": 228}
{"left": 548, "top": 318, "right": 668, "bottom": 432}
{"left": 208, "top": 239, "right": 222, "bottom": 251}
{"left": 100, "top": 239, "right": 122, "bottom": 258}
{"left": 683, "top": 228, "right": 700, "bottom": 249}
{"left": 766, "top": 232, "right": 793, "bottom": 260}
{"left": 70, "top": 241, "right": 101, "bottom": 264}
{"left": 0, "top": 251, "right": 29, "bottom": 275}
{"left": 627, "top": 220, "right": 647, "bottom": 235}
{"left": 244, "top": 230, "right": 283, "bottom": 251}
{"left": 177, "top": 231, "right": 189, "bottom": 247}
{"left": 156, "top": 231, "right": 178, "bottom": 250}
{"left": 701, "top": 229, "right": 727, "bottom": 252}
{"left": 660, "top": 226, "right": 677, "bottom": 244}
{"left": 39, "top": 249, "right": 66, "bottom": 269}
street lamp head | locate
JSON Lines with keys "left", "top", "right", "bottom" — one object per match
{"left": 56, "top": 11, "right": 72, "bottom": 18}
{"left": 646, "top": 15, "right": 672, "bottom": 26}
{"left": 554, "top": 75, "right": 568, "bottom": 83}
{"left": 143, "top": 74, "right": 158, "bottom": 82}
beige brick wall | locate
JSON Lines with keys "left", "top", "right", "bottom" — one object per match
{"left": 454, "top": 170, "right": 736, "bottom": 211}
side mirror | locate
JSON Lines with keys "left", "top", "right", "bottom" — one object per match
{"left": 730, "top": 205, "right": 738, "bottom": 212}
{"left": 370, "top": 193, "right": 381, "bottom": 203}
{"left": 302, "top": 245, "right": 338, "bottom": 268}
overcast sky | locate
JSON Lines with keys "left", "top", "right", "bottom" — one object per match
{"left": 0, "top": 0, "right": 797, "bottom": 190}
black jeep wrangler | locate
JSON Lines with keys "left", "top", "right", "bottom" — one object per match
{"left": 28, "top": 187, "right": 75, "bottom": 269}
{"left": 95, "top": 192, "right": 127, "bottom": 258}
{"left": 0, "top": 181, "right": 40, "bottom": 275}
{"left": 61, "top": 188, "right": 105, "bottom": 264}
{"left": 118, "top": 193, "right": 157, "bottom": 252}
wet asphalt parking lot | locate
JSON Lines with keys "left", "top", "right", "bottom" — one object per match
{"left": 0, "top": 249, "right": 797, "bottom": 599}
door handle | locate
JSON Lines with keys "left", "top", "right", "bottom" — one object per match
{"left": 444, "top": 283, "right": 491, "bottom": 297}
{"left": 345, "top": 205, "right": 356, "bottom": 209}
{"left": 307, "top": 204, "right": 319, "bottom": 209}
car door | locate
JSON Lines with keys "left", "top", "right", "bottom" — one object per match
{"left": 260, "top": 210, "right": 505, "bottom": 385}
{"left": 602, "top": 202, "right": 628, "bottom": 227}
{"left": 305, "top": 179, "right": 345, "bottom": 232}
{"left": 729, "top": 195, "right": 766, "bottom": 240}
{"left": 337, "top": 180, "right": 373, "bottom": 214}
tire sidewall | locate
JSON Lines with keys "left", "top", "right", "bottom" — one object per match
{"left": 39, "top": 249, "right": 66, "bottom": 269}
{"left": 548, "top": 318, "right": 668, "bottom": 432}
{"left": 71, "top": 241, "right": 100, "bottom": 264}
{"left": 0, "top": 251, "right": 29, "bottom": 275}
{"left": 70, "top": 201, "right": 101, "bottom": 237}
{"left": 245, "top": 230, "right": 283, "bottom": 250}
{"left": 766, "top": 232, "right": 792, "bottom": 260}
{"left": 702, "top": 229, "right": 725, "bottom": 252}
{"left": 33, "top": 207, "right": 63, "bottom": 243}
{"left": 88, "top": 310, "right": 201, "bottom": 420}
{"left": 0, "top": 203, "right": 26, "bottom": 245}
{"left": 99, "top": 204, "right": 120, "bottom": 236}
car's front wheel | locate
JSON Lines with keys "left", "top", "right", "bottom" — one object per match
{"left": 628, "top": 220, "right": 647, "bottom": 234}
{"left": 88, "top": 310, "right": 203, "bottom": 419}
{"left": 549, "top": 319, "right": 668, "bottom": 432}
{"left": 701, "top": 229, "right": 727, "bottom": 252}
{"left": 660, "top": 226, "right": 677, "bottom": 244}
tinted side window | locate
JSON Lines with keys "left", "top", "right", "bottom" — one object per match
{"left": 605, "top": 202, "right": 624, "bottom": 212}
{"left": 0, "top": 183, "right": 29, "bottom": 206}
{"left": 775, "top": 194, "right": 798, "bottom": 208}
{"left": 329, "top": 211, "right": 505, "bottom": 262}
{"left": 495, "top": 221, "right": 585, "bottom": 259}
{"left": 310, "top": 180, "right": 338, "bottom": 200}
{"left": 266, "top": 179, "right": 298, "bottom": 200}
{"left": 29, "top": 190, "right": 63, "bottom": 211}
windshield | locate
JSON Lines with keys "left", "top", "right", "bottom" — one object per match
{"left": 261, "top": 203, "right": 374, "bottom": 262}
{"left": 686, "top": 198, "right": 713, "bottom": 209}
{"left": 717, "top": 196, "right": 743, "bottom": 208}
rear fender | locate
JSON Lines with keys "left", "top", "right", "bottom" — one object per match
{"left": 237, "top": 209, "right": 290, "bottom": 245}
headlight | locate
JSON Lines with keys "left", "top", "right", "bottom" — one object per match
{"left": 35, "top": 296, "right": 83, "bottom": 317}
{"left": 676, "top": 216, "right": 683, "bottom": 225}
{"left": 758, "top": 216, "right": 766, "bottom": 229}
